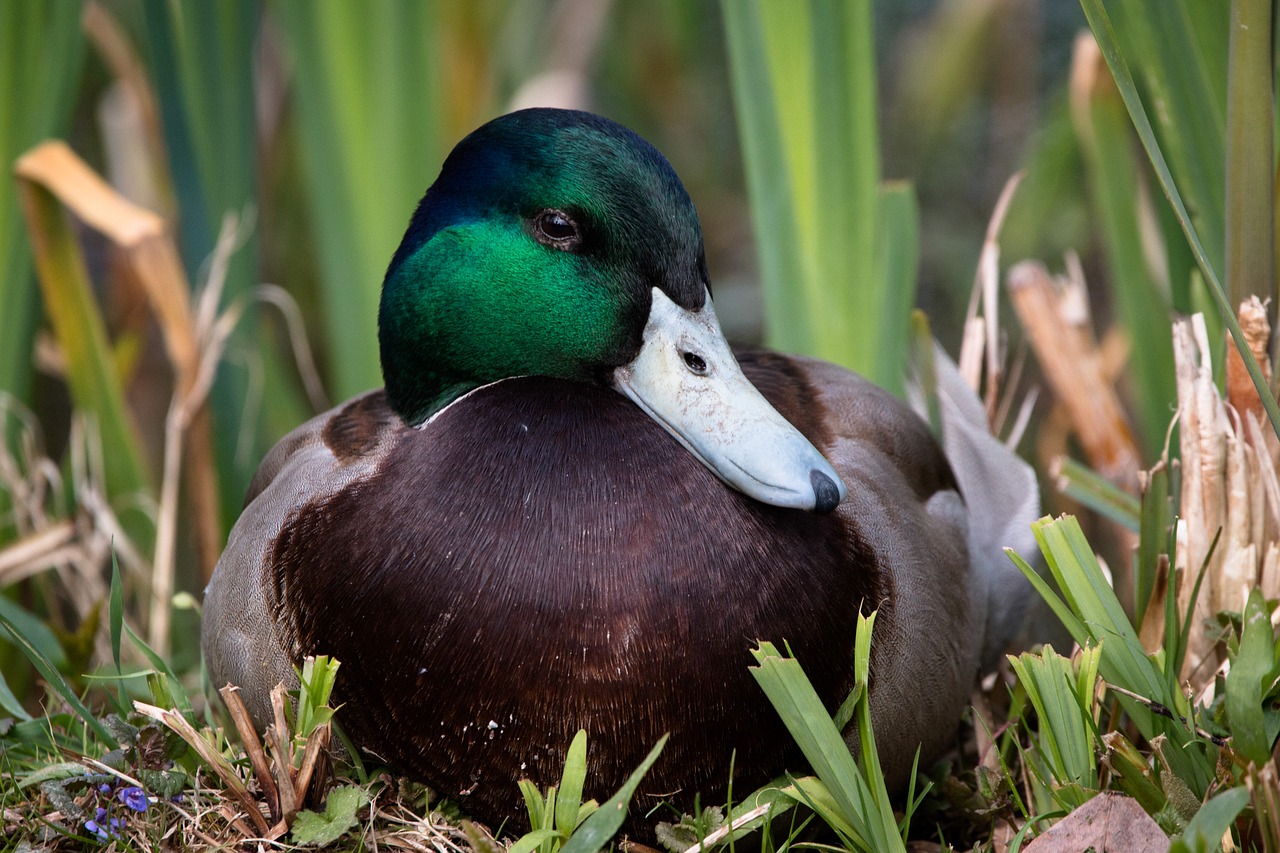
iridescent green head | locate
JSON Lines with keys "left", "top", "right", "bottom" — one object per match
{"left": 379, "top": 108, "right": 708, "bottom": 424}
{"left": 379, "top": 108, "right": 847, "bottom": 513}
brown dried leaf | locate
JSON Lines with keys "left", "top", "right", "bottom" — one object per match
{"left": 1022, "top": 792, "right": 1166, "bottom": 852}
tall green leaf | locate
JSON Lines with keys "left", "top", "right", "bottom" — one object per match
{"left": 142, "top": 0, "right": 310, "bottom": 528}
{"left": 1106, "top": 0, "right": 1227, "bottom": 277}
{"left": 1071, "top": 45, "right": 1175, "bottom": 456}
{"left": 1223, "top": 0, "right": 1274, "bottom": 307}
{"left": 1081, "top": 0, "right": 1280, "bottom": 440}
{"left": 1225, "top": 588, "right": 1273, "bottom": 766}
{"left": 274, "top": 0, "right": 448, "bottom": 400}
{"left": 724, "top": 0, "right": 909, "bottom": 390}
{"left": 0, "top": 1, "right": 83, "bottom": 404}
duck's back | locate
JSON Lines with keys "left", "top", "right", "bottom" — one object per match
{"left": 203, "top": 354, "right": 979, "bottom": 827}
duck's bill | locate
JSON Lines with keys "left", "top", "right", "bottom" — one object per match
{"left": 612, "top": 288, "right": 847, "bottom": 514}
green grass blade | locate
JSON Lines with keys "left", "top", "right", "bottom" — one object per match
{"left": 0, "top": 598, "right": 66, "bottom": 670}
{"left": 1071, "top": 45, "right": 1175, "bottom": 456}
{"left": 1224, "top": 0, "right": 1275, "bottom": 307}
{"left": 109, "top": 553, "right": 124, "bottom": 675}
{"left": 556, "top": 730, "right": 589, "bottom": 836}
{"left": 721, "top": 0, "right": 809, "bottom": 353}
{"left": 1135, "top": 462, "right": 1171, "bottom": 625}
{"left": 1225, "top": 588, "right": 1273, "bottom": 765}
{"left": 124, "top": 622, "right": 192, "bottom": 716}
{"left": 1107, "top": 0, "right": 1226, "bottom": 274}
{"left": 751, "top": 633, "right": 904, "bottom": 853}
{"left": 1168, "top": 786, "right": 1250, "bottom": 853}
{"left": 142, "top": 0, "right": 310, "bottom": 526}
{"left": 558, "top": 734, "right": 668, "bottom": 853}
{"left": 783, "top": 775, "right": 860, "bottom": 845}
{"left": 1081, "top": 0, "right": 1280, "bottom": 441}
{"left": 518, "top": 778, "right": 546, "bottom": 832}
{"left": 0, "top": 1, "right": 83, "bottom": 402}
{"left": 1052, "top": 457, "right": 1141, "bottom": 532}
{"left": 874, "top": 183, "right": 920, "bottom": 395}
{"left": 294, "top": 655, "right": 340, "bottom": 739}
{"left": 1006, "top": 546, "right": 1090, "bottom": 644}
{"left": 723, "top": 0, "right": 902, "bottom": 388}
{"left": 274, "top": 0, "right": 447, "bottom": 400}
{"left": 507, "top": 828, "right": 561, "bottom": 853}
{"left": 1007, "top": 645, "right": 1099, "bottom": 807}
{"left": 0, "top": 665, "right": 32, "bottom": 721}
{"left": 1034, "top": 517, "right": 1160, "bottom": 692}
{"left": 751, "top": 643, "right": 864, "bottom": 832}
{"left": 0, "top": 612, "right": 116, "bottom": 747}
{"left": 1022, "top": 515, "right": 1215, "bottom": 795}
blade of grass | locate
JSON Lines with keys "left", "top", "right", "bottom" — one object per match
{"left": 558, "top": 734, "right": 667, "bottom": 853}
{"left": 274, "top": 0, "right": 448, "bottom": 401}
{"left": 123, "top": 621, "right": 192, "bottom": 717}
{"left": 751, "top": 628, "right": 905, "bottom": 853}
{"left": 1007, "top": 645, "right": 1100, "bottom": 808}
{"left": 1168, "top": 786, "right": 1250, "bottom": 853}
{"left": 721, "top": 0, "right": 809, "bottom": 353}
{"left": 507, "top": 828, "right": 561, "bottom": 853}
{"left": 1081, "top": 0, "right": 1280, "bottom": 441}
{"left": 0, "top": 612, "right": 116, "bottom": 747}
{"left": 0, "top": 666, "right": 32, "bottom": 721}
{"left": 556, "top": 730, "right": 588, "bottom": 836}
{"left": 1017, "top": 514, "right": 1216, "bottom": 795}
{"left": 1106, "top": 0, "right": 1227, "bottom": 275}
{"left": 0, "top": 597, "right": 67, "bottom": 670}
{"left": 142, "top": 0, "right": 310, "bottom": 529}
{"left": 109, "top": 552, "right": 123, "bottom": 675}
{"left": 1135, "top": 463, "right": 1172, "bottom": 627}
{"left": 874, "top": 183, "right": 920, "bottom": 395}
{"left": 723, "top": 0, "right": 905, "bottom": 389}
{"left": 1052, "top": 456, "right": 1142, "bottom": 531}
{"left": 0, "top": 0, "right": 84, "bottom": 401}
{"left": 1225, "top": 588, "right": 1273, "bottom": 765}
{"left": 1224, "top": 0, "right": 1275, "bottom": 307}
{"left": 1070, "top": 34, "right": 1176, "bottom": 456}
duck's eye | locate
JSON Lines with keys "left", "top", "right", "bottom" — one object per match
{"left": 533, "top": 209, "right": 582, "bottom": 250}
{"left": 682, "top": 351, "right": 708, "bottom": 375}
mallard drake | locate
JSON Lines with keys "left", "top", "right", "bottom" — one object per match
{"left": 202, "top": 108, "right": 1036, "bottom": 828}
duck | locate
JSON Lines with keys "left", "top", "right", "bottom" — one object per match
{"left": 201, "top": 108, "right": 1038, "bottom": 830}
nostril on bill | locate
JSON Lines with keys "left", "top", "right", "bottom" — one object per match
{"left": 810, "top": 469, "right": 841, "bottom": 514}
{"left": 682, "top": 351, "right": 707, "bottom": 374}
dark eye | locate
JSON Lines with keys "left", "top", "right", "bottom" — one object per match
{"left": 533, "top": 209, "right": 582, "bottom": 250}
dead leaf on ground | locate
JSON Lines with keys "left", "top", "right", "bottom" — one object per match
{"left": 1023, "top": 792, "right": 1166, "bottom": 853}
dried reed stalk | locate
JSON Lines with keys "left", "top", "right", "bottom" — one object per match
{"left": 14, "top": 141, "right": 222, "bottom": 655}
{"left": 962, "top": 172, "right": 1024, "bottom": 420}
{"left": 1007, "top": 259, "right": 1142, "bottom": 491}
{"left": 1172, "top": 301, "right": 1280, "bottom": 686}
{"left": 133, "top": 701, "right": 274, "bottom": 837}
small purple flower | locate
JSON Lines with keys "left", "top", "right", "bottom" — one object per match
{"left": 84, "top": 819, "right": 110, "bottom": 841}
{"left": 118, "top": 785, "right": 149, "bottom": 812}
{"left": 95, "top": 807, "right": 107, "bottom": 822}
{"left": 98, "top": 782, "right": 112, "bottom": 795}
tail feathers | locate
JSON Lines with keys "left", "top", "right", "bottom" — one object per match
{"left": 911, "top": 343, "right": 1043, "bottom": 670}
